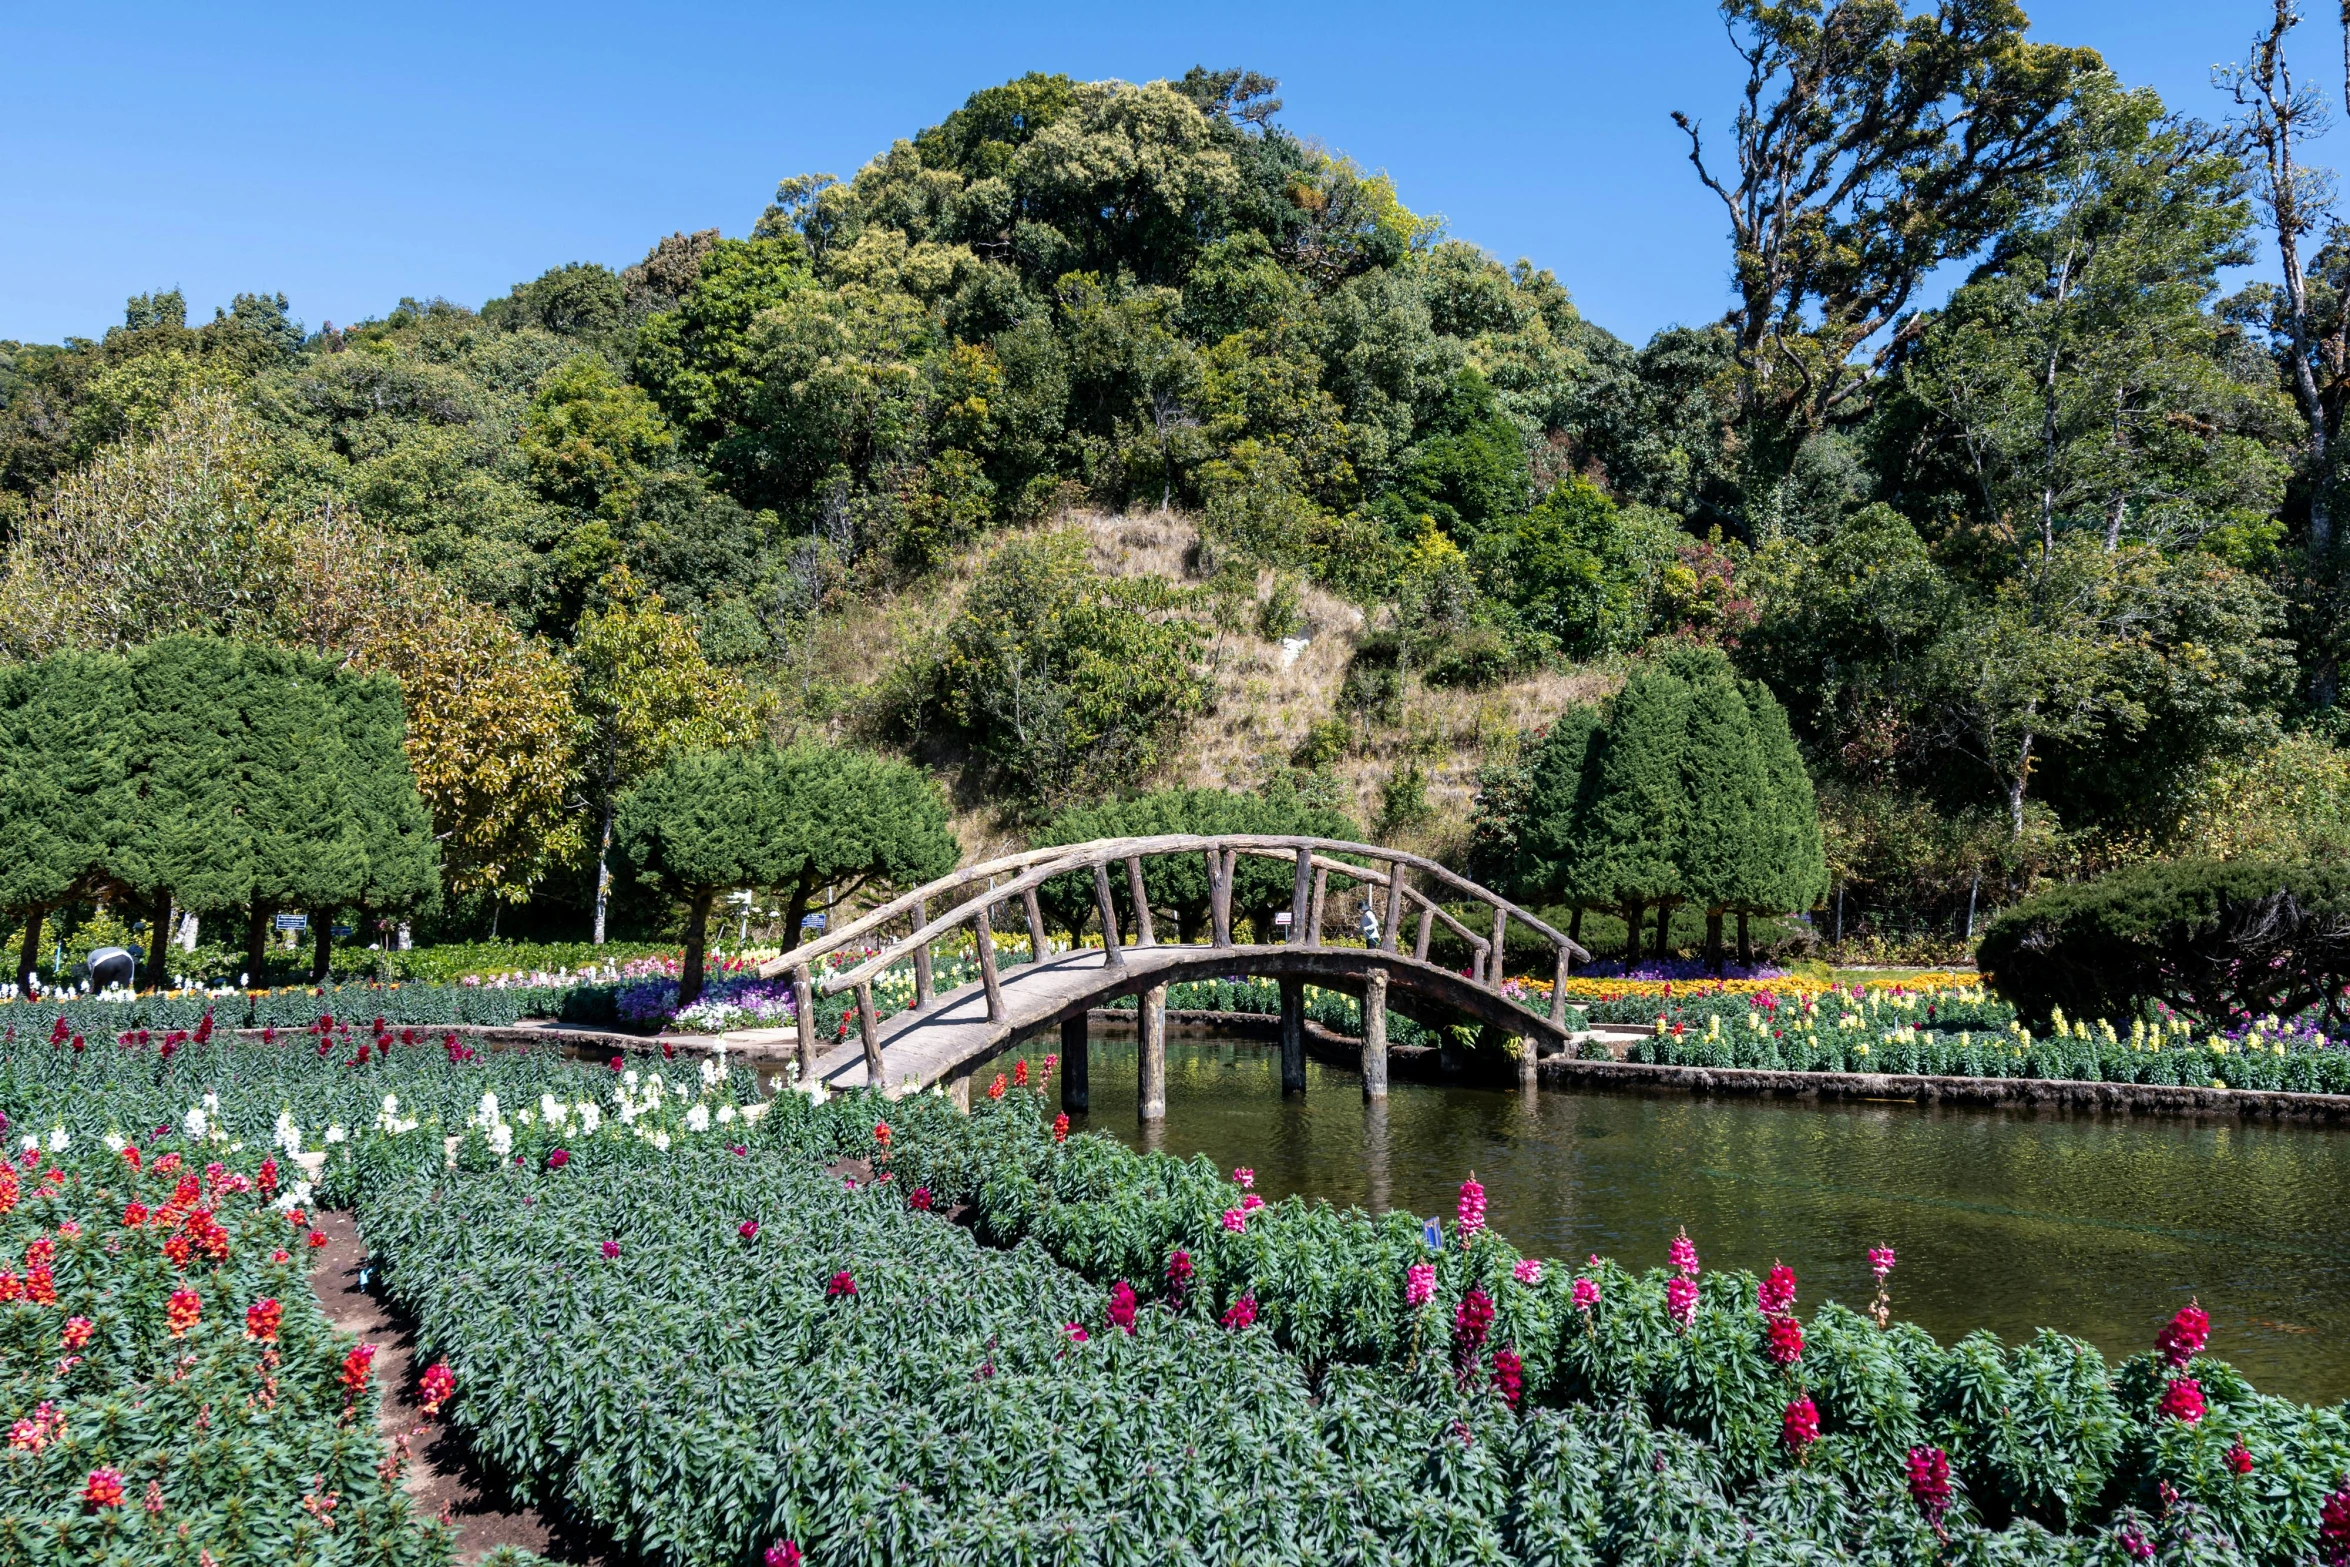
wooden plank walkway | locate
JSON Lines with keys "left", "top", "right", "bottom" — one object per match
{"left": 717, "top": 942, "right": 1571, "bottom": 1095}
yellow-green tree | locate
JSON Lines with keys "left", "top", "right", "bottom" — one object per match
{"left": 572, "top": 567, "right": 757, "bottom": 942}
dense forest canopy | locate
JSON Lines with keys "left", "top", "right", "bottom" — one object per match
{"left": 0, "top": 3, "right": 2344, "bottom": 952}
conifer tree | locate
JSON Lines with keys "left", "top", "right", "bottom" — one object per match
{"left": 1739, "top": 680, "right": 1828, "bottom": 963}
{"left": 1570, "top": 665, "right": 1691, "bottom": 966}
{"left": 0, "top": 651, "right": 128, "bottom": 986}
{"left": 1670, "top": 647, "right": 1767, "bottom": 972}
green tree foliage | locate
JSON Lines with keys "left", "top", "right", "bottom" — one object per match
{"left": 1508, "top": 649, "right": 1824, "bottom": 967}
{"left": 926, "top": 530, "right": 1209, "bottom": 807}
{"left": 0, "top": 637, "right": 437, "bottom": 988}
{"left": 617, "top": 742, "right": 956, "bottom": 1000}
{"left": 768, "top": 741, "right": 959, "bottom": 956}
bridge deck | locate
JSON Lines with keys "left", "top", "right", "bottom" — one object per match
{"left": 717, "top": 942, "right": 1565, "bottom": 1094}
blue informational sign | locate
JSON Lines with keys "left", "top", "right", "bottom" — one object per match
{"left": 273, "top": 913, "right": 309, "bottom": 932}
{"left": 801, "top": 913, "right": 827, "bottom": 931}
{"left": 1422, "top": 1218, "right": 1443, "bottom": 1251}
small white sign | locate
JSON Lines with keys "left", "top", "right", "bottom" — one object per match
{"left": 1272, "top": 912, "right": 1293, "bottom": 926}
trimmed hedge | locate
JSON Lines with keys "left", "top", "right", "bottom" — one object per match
{"left": 1978, "top": 860, "right": 2350, "bottom": 1030}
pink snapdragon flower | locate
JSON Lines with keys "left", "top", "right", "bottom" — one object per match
{"left": 1405, "top": 1262, "right": 1435, "bottom": 1307}
{"left": 1512, "top": 1258, "right": 1543, "bottom": 1286}
{"left": 1457, "top": 1174, "right": 1487, "bottom": 1242}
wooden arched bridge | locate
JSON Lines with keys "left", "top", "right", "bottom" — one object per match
{"left": 742, "top": 835, "right": 1589, "bottom": 1115}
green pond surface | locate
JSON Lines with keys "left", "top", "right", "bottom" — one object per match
{"left": 1054, "top": 1034, "right": 2350, "bottom": 1407}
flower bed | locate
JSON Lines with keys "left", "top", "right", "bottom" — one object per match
{"left": 6, "top": 1027, "right": 2349, "bottom": 1566}
{"left": 0, "top": 977, "right": 610, "bottom": 1040}
{"left": 1596, "top": 992, "right": 2350, "bottom": 1094}
{"left": 336, "top": 1081, "right": 2350, "bottom": 1566}
{"left": 0, "top": 1141, "right": 452, "bottom": 1564}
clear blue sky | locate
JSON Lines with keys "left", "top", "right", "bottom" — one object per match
{"left": 0, "top": 1, "right": 2315, "bottom": 348}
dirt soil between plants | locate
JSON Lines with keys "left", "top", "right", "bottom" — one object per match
{"left": 310, "top": 1209, "right": 618, "bottom": 1565}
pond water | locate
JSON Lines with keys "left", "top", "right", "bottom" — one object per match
{"left": 1057, "top": 1033, "right": 2350, "bottom": 1406}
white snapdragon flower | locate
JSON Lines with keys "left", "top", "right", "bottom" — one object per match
{"left": 325, "top": 1124, "right": 346, "bottom": 1144}
{"left": 474, "top": 1092, "right": 500, "bottom": 1128}
{"left": 540, "top": 1093, "right": 564, "bottom": 1126}
{"left": 46, "top": 1127, "right": 68, "bottom": 1152}
{"left": 103, "top": 1132, "right": 125, "bottom": 1152}
{"left": 716, "top": 1104, "right": 736, "bottom": 1125}
{"left": 489, "top": 1123, "right": 513, "bottom": 1159}
{"left": 652, "top": 1130, "right": 671, "bottom": 1152}
{"left": 182, "top": 1105, "right": 209, "bottom": 1140}
{"left": 17, "top": 1135, "right": 34, "bottom": 1153}
{"left": 274, "top": 1109, "right": 302, "bottom": 1158}
{"left": 685, "top": 1104, "right": 710, "bottom": 1133}
{"left": 576, "top": 1102, "right": 601, "bottom": 1136}
{"left": 621, "top": 1070, "right": 639, "bottom": 1090}
{"left": 699, "top": 1056, "right": 724, "bottom": 1092}
{"left": 271, "top": 1177, "right": 315, "bottom": 1213}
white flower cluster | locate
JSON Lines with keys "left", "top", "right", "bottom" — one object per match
{"left": 377, "top": 1093, "right": 421, "bottom": 1136}
{"left": 180, "top": 1092, "right": 227, "bottom": 1144}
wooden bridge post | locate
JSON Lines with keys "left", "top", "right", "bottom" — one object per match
{"left": 1287, "top": 848, "right": 1311, "bottom": 946}
{"left": 1518, "top": 1034, "right": 1538, "bottom": 1089}
{"left": 974, "top": 902, "right": 1006, "bottom": 1024}
{"left": 1092, "top": 863, "right": 1126, "bottom": 972}
{"left": 1381, "top": 865, "right": 1404, "bottom": 953}
{"left": 1307, "top": 867, "right": 1328, "bottom": 947}
{"left": 854, "top": 981, "right": 886, "bottom": 1095}
{"left": 1207, "top": 847, "right": 1232, "bottom": 948}
{"left": 913, "top": 896, "right": 934, "bottom": 1009}
{"left": 1125, "top": 857, "right": 1155, "bottom": 945}
{"left": 1138, "top": 984, "right": 1167, "bottom": 1121}
{"left": 1060, "top": 1014, "right": 1088, "bottom": 1113}
{"left": 1023, "top": 888, "right": 1050, "bottom": 964}
{"left": 791, "top": 964, "right": 817, "bottom": 1088}
{"left": 1489, "top": 905, "right": 1509, "bottom": 987}
{"left": 1361, "top": 969, "right": 1389, "bottom": 1101}
{"left": 1279, "top": 977, "right": 1306, "bottom": 1094}
{"left": 1413, "top": 907, "right": 1433, "bottom": 963}
{"left": 1549, "top": 944, "right": 1571, "bottom": 1027}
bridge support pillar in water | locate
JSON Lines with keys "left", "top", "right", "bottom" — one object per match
{"left": 1279, "top": 978, "right": 1306, "bottom": 1094}
{"left": 1360, "top": 970, "right": 1389, "bottom": 1101}
{"left": 1138, "top": 985, "right": 1167, "bottom": 1121}
{"left": 1060, "top": 1015, "right": 1089, "bottom": 1114}
{"left": 1518, "top": 1034, "right": 1537, "bottom": 1090}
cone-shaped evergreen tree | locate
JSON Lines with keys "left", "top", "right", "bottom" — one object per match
{"left": 1568, "top": 664, "right": 1690, "bottom": 966}
{"left": 0, "top": 650, "right": 129, "bottom": 986}
{"left": 325, "top": 670, "right": 440, "bottom": 976}
{"left": 1669, "top": 646, "right": 1767, "bottom": 971}
{"left": 1739, "top": 679, "right": 1828, "bottom": 962}
{"left": 1515, "top": 704, "right": 1605, "bottom": 937}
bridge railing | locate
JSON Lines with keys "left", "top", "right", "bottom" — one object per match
{"left": 754, "top": 835, "right": 1592, "bottom": 1086}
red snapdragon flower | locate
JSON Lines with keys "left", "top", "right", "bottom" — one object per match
{"left": 340, "top": 1343, "right": 376, "bottom": 1392}
{"left": 2156, "top": 1301, "right": 2210, "bottom": 1367}
{"left": 1757, "top": 1262, "right": 1797, "bottom": 1317}
{"left": 166, "top": 1288, "right": 200, "bottom": 1337}
{"left": 908, "top": 1187, "right": 933, "bottom": 1212}
{"left": 1107, "top": 1280, "right": 1137, "bottom": 1335}
{"left": 765, "top": 1543, "right": 803, "bottom": 1567}
{"left": 1453, "top": 1287, "right": 1495, "bottom": 1361}
{"left": 1491, "top": 1345, "right": 1524, "bottom": 1410}
{"left": 1783, "top": 1395, "right": 1820, "bottom": 1450}
{"left": 82, "top": 1467, "right": 126, "bottom": 1510}
{"left": 1766, "top": 1315, "right": 1806, "bottom": 1366}
{"left": 2159, "top": 1377, "right": 2206, "bottom": 1424}
{"left": 1052, "top": 1113, "right": 1069, "bottom": 1143}
{"left": 1013, "top": 1060, "right": 1028, "bottom": 1088}
{"left": 1906, "top": 1447, "right": 1952, "bottom": 1520}
{"left": 1221, "top": 1293, "right": 1258, "bottom": 1329}
{"left": 826, "top": 1270, "right": 856, "bottom": 1299}
{"left": 2319, "top": 1482, "right": 2350, "bottom": 1567}
{"left": 418, "top": 1361, "right": 456, "bottom": 1416}
{"left": 245, "top": 1298, "right": 282, "bottom": 1343}
{"left": 873, "top": 1122, "right": 892, "bottom": 1148}
{"left": 308, "top": 1231, "right": 329, "bottom": 1250}
{"left": 2225, "top": 1441, "right": 2253, "bottom": 1475}
{"left": 546, "top": 1149, "right": 570, "bottom": 1170}
{"left": 738, "top": 1221, "right": 759, "bottom": 1240}
{"left": 601, "top": 1240, "right": 620, "bottom": 1259}
{"left": 257, "top": 1157, "right": 278, "bottom": 1195}
{"left": 61, "top": 1316, "right": 92, "bottom": 1349}
{"left": 986, "top": 1073, "right": 1007, "bottom": 1100}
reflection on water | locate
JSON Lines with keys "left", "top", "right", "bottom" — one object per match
{"left": 1054, "top": 1034, "right": 2350, "bottom": 1405}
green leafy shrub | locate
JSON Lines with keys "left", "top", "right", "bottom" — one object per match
{"left": 1977, "top": 859, "right": 2350, "bottom": 1030}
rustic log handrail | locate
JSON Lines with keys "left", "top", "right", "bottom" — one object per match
{"left": 758, "top": 835, "right": 1591, "bottom": 1078}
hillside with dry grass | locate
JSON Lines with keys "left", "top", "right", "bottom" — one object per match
{"left": 782, "top": 510, "right": 1614, "bottom": 867}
